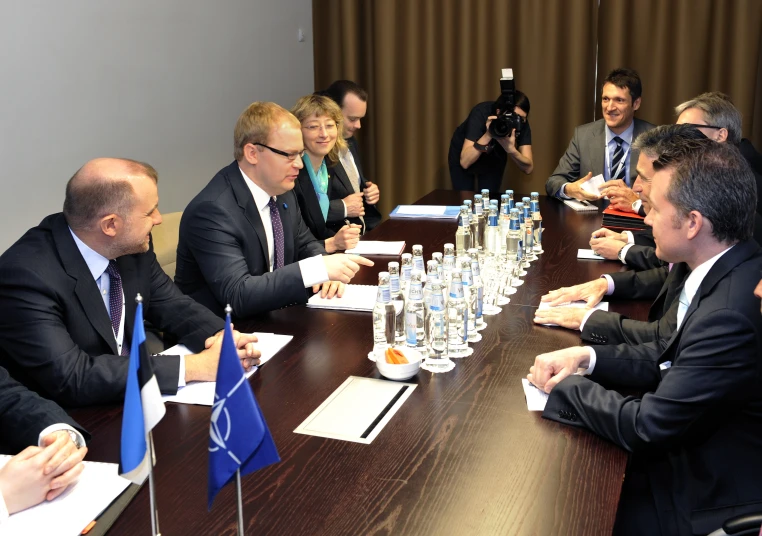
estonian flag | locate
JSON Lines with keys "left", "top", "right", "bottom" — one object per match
{"left": 119, "top": 300, "right": 166, "bottom": 484}
{"left": 208, "top": 311, "right": 280, "bottom": 509}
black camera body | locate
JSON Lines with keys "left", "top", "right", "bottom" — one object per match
{"left": 488, "top": 68, "right": 521, "bottom": 139}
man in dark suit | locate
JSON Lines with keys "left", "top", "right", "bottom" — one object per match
{"left": 545, "top": 68, "right": 655, "bottom": 202}
{"left": 321, "top": 80, "right": 383, "bottom": 232}
{"left": 174, "top": 102, "right": 373, "bottom": 319}
{"left": 535, "top": 125, "right": 711, "bottom": 344}
{"left": 0, "top": 158, "right": 260, "bottom": 407}
{"left": 529, "top": 141, "right": 762, "bottom": 535}
{"left": 0, "top": 365, "right": 88, "bottom": 518}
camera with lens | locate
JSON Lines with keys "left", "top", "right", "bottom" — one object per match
{"left": 488, "top": 68, "right": 522, "bottom": 139}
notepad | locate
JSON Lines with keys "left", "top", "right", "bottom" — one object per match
{"left": 389, "top": 205, "right": 461, "bottom": 219}
{"left": 0, "top": 457, "right": 132, "bottom": 536}
{"left": 306, "top": 284, "right": 377, "bottom": 312}
{"left": 563, "top": 199, "right": 599, "bottom": 212}
{"left": 521, "top": 379, "right": 549, "bottom": 411}
{"left": 345, "top": 241, "right": 406, "bottom": 255}
{"left": 577, "top": 248, "right": 606, "bottom": 260}
{"left": 161, "top": 333, "right": 293, "bottom": 406}
{"left": 294, "top": 376, "right": 417, "bottom": 444}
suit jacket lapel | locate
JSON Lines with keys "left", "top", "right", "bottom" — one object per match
{"left": 297, "top": 167, "right": 327, "bottom": 229}
{"left": 52, "top": 215, "right": 119, "bottom": 355}
{"left": 227, "top": 163, "right": 272, "bottom": 271}
{"left": 660, "top": 241, "right": 760, "bottom": 356}
{"left": 333, "top": 158, "right": 358, "bottom": 194}
{"left": 589, "top": 121, "right": 605, "bottom": 176}
{"left": 347, "top": 137, "right": 365, "bottom": 182}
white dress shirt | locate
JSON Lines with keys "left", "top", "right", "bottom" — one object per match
{"left": 239, "top": 168, "right": 328, "bottom": 287}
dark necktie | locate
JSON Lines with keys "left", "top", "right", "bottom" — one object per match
{"left": 105, "top": 260, "right": 128, "bottom": 356}
{"left": 268, "top": 197, "right": 285, "bottom": 270}
{"left": 610, "top": 136, "right": 627, "bottom": 183}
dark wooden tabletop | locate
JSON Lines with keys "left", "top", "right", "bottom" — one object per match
{"left": 71, "top": 190, "right": 649, "bottom": 536}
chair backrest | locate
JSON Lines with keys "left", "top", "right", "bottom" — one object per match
{"left": 151, "top": 211, "right": 182, "bottom": 280}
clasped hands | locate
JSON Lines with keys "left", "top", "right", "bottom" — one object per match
{"left": 533, "top": 278, "right": 608, "bottom": 329}
{"left": 527, "top": 346, "right": 592, "bottom": 394}
{"left": 0, "top": 430, "right": 87, "bottom": 515}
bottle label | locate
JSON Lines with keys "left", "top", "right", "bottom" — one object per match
{"left": 461, "top": 213, "right": 470, "bottom": 226}
{"left": 402, "top": 266, "right": 412, "bottom": 280}
{"left": 377, "top": 285, "right": 390, "bottom": 303}
{"left": 405, "top": 312, "right": 418, "bottom": 344}
{"left": 409, "top": 283, "right": 423, "bottom": 300}
{"left": 413, "top": 258, "right": 424, "bottom": 271}
{"left": 443, "top": 255, "right": 455, "bottom": 269}
{"left": 475, "top": 204, "right": 483, "bottom": 215}
{"left": 431, "top": 294, "right": 444, "bottom": 310}
{"left": 449, "top": 284, "right": 464, "bottom": 299}
{"left": 471, "top": 262, "right": 480, "bottom": 276}
{"left": 390, "top": 275, "right": 400, "bottom": 293}
{"left": 462, "top": 271, "right": 473, "bottom": 285}
{"left": 530, "top": 200, "right": 539, "bottom": 213}
{"left": 509, "top": 218, "right": 520, "bottom": 231}
{"left": 488, "top": 214, "right": 498, "bottom": 226}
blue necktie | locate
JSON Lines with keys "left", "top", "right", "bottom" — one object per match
{"left": 610, "top": 136, "right": 626, "bottom": 184}
{"left": 268, "top": 198, "right": 285, "bottom": 270}
{"left": 105, "top": 261, "right": 129, "bottom": 356}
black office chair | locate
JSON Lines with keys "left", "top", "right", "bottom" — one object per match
{"left": 707, "top": 512, "right": 762, "bottom": 536}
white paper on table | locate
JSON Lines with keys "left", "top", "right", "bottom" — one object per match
{"left": 536, "top": 300, "right": 609, "bottom": 326}
{"left": 0, "top": 457, "right": 131, "bottom": 536}
{"left": 396, "top": 205, "right": 448, "bottom": 215}
{"left": 521, "top": 379, "right": 549, "bottom": 411}
{"left": 581, "top": 173, "right": 606, "bottom": 196}
{"left": 161, "top": 333, "right": 293, "bottom": 406}
{"left": 577, "top": 248, "right": 606, "bottom": 260}
{"left": 345, "top": 241, "right": 406, "bottom": 256}
{"left": 306, "top": 284, "right": 377, "bottom": 312}
{"left": 294, "top": 376, "right": 416, "bottom": 444}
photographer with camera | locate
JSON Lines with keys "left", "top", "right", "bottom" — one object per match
{"left": 449, "top": 69, "right": 533, "bottom": 198}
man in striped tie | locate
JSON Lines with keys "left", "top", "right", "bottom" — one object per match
{"left": 545, "top": 68, "right": 655, "bottom": 202}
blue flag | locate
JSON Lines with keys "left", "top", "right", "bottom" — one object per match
{"left": 119, "top": 301, "right": 166, "bottom": 484}
{"left": 208, "top": 313, "right": 280, "bottom": 509}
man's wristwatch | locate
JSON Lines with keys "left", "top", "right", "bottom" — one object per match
{"left": 473, "top": 140, "right": 493, "bottom": 154}
{"left": 617, "top": 245, "right": 627, "bottom": 263}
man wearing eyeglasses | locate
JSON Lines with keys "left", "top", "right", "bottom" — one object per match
{"left": 175, "top": 102, "right": 374, "bottom": 320}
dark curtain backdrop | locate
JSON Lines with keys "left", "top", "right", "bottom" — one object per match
{"left": 313, "top": 0, "right": 762, "bottom": 219}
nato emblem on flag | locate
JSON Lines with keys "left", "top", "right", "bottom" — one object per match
{"left": 208, "top": 312, "right": 280, "bottom": 509}
{"left": 119, "top": 299, "right": 166, "bottom": 484}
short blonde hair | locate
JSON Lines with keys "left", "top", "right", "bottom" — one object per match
{"left": 291, "top": 95, "right": 347, "bottom": 165}
{"left": 234, "top": 102, "right": 300, "bottom": 161}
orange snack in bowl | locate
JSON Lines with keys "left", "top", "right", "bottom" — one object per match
{"left": 385, "top": 347, "right": 409, "bottom": 365}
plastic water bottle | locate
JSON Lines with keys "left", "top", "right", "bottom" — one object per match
{"left": 484, "top": 204, "right": 499, "bottom": 255}
{"left": 388, "top": 261, "right": 406, "bottom": 343}
{"left": 405, "top": 271, "right": 426, "bottom": 349}
{"left": 455, "top": 205, "right": 472, "bottom": 256}
{"left": 423, "top": 259, "right": 438, "bottom": 314}
{"left": 469, "top": 249, "right": 486, "bottom": 331}
{"left": 471, "top": 194, "right": 484, "bottom": 250}
{"left": 425, "top": 278, "right": 448, "bottom": 362}
{"left": 480, "top": 189, "right": 490, "bottom": 208}
{"left": 461, "top": 258, "right": 481, "bottom": 342}
{"left": 531, "top": 192, "right": 543, "bottom": 254}
{"left": 500, "top": 195, "right": 511, "bottom": 255}
{"left": 400, "top": 253, "right": 412, "bottom": 295}
{"left": 442, "top": 243, "right": 455, "bottom": 284}
{"left": 372, "top": 272, "right": 395, "bottom": 358}
{"left": 446, "top": 270, "right": 470, "bottom": 358}
{"left": 506, "top": 208, "right": 521, "bottom": 262}
{"left": 432, "top": 252, "right": 444, "bottom": 281}
{"left": 505, "top": 189, "right": 515, "bottom": 210}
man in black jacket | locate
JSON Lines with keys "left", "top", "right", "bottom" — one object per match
{"left": 0, "top": 158, "right": 260, "bottom": 407}
{"left": 529, "top": 141, "right": 762, "bottom": 535}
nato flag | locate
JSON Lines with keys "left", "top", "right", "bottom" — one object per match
{"left": 208, "top": 312, "right": 280, "bottom": 509}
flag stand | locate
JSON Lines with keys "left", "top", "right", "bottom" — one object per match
{"left": 236, "top": 468, "right": 244, "bottom": 535}
{"left": 148, "top": 431, "right": 161, "bottom": 536}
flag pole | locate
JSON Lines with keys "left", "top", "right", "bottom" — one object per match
{"left": 147, "top": 431, "right": 161, "bottom": 536}
{"left": 136, "top": 293, "right": 161, "bottom": 536}
{"left": 236, "top": 469, "right": 244, "bottom": 536}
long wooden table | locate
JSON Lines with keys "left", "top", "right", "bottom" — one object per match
{"left": 71, "top": 190, "right": 649, "bottom": 535}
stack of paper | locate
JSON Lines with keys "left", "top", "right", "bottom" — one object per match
{"left": 577, "top": 249, "right": 606, "bottom": 260}
{"left": 580, "top": 173, "right": 606, "bottom": 197}
{"left": 563, "top": 199, "right": 598, "bottom": 212}
{"left": 306, "top": 284, "right": 377, "bottom": 312}
{"left": 345, "top": 241, "right": 405, "bottom": 255}
{"left": 389, "top": 205, "right": 460, "bottom": 219}
{"left": 161, "top": 332, "right": 293, "bottom": 406}
{"left": 0, "top": 458, "right": 131, "bottom": 536}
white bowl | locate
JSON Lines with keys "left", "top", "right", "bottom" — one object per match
{"left": 376, "top": 346, "right": 423, "bottom": 381}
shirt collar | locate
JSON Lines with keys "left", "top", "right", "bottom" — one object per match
{"left": 605, "top": 121, "right": 635, "bottom": 147}
{"left": 239, "top": 166, "right": 275, "bottom": 211}
{"left": 682, "top": 245, "right": 734, "bottom": 305}
{"left": 69, "top": 227, "right": 110, "bottom": 280}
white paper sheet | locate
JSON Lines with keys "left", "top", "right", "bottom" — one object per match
{"left": 521, "top": 378, "right": 549, "bottom": 411}
{"left": 294, "top": 376, "right": 416, "bottom": 444}
{"left": 581, "top": 173, "right": 606, "bottom": 196}
{"left": 0, "top": 457, "right": 131, "bottom": 536}
{"left": 396, "top": 205, "right": 448, "bottom": 215}
{"left": 577, "top": 248, "right": 606, "bottom": 260}
{"left": 562, "top": 199, "right": 598, "bottom": 212}
{"left": 161, "top": 333, "right": 293, "bottom": 406}
{"left": 345, "top": 241, "right": 406, "bottom": 255}
{"left": 306, "top": 284, "right": 377, "bottom": 312}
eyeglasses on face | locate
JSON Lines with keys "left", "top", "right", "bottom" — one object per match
{"left": 253, "top": 143, "right": 305, "bottom": 161}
